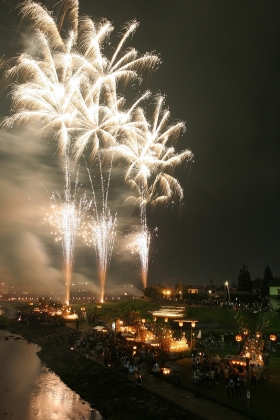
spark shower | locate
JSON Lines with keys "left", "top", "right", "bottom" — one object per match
{"left": 1, "top": 0, "right": 193, "bottom": 303}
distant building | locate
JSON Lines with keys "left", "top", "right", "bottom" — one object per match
{"left": 0, "top": 282, "right": 9, "bottom": 296}
{"left": 269, "top": 279, "right": 280, "bottom": 298}
{"left": 187, "top": 287, "right": 199, "bottom": 294}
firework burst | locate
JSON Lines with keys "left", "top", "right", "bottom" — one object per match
{"left": 110, "top": 95, "right": 193, "bottom": 287}
{"left": 1, "top": 0, "right": 193, "bottom": 296}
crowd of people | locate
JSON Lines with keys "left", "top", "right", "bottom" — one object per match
{"left": 70, "top": 327, "right": 169, "bottom": 386}
{"left": 191, "top": 351, "right": 262, "bottom": 398}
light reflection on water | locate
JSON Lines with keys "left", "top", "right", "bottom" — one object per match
{"left": 0, "top": 330, "right": 103, "bottom": 420}
{"left": 26, "top": 367, "right": 102, "bottom": 420}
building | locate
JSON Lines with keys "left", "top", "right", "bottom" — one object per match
{"left": 269, "top": 279, "right": 280, "bottom": 308}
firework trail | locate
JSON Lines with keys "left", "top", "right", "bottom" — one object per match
{"left": 84, "top": 156, "right": 117, "bottom": 303}
{"left": 48, "top": 156, "right": 91, "bottom": 304}
{"left": 135, "top": 203, "right": 150, "bottom": 289}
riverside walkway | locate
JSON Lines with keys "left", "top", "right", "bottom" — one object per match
{"left": 89, "top": 353, "right": 251, "bottom": 420}
{"left": 141, "top": 374, "right": 250, "bottom": 420}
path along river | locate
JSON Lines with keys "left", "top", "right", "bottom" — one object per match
{"left": 0, "top": 310, "right": 103, "bottom": 420}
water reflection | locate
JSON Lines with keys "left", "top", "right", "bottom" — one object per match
{"left": 27, "top": 367, "right": 102, "bottom": 420}
{"left": 0, "top": 330, "right": 103, "bottom": 420}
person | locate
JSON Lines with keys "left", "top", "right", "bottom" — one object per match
{"left": 227, "top": 375, "right": 235, "bottom": 398}
{"left": 192, "top": 371, "right": 200, "bottom": 384}
{"left": 133, "top": 373, "right": 142, "bottom": 388}
{"left": 76, "top": 338, "right": 81, "bottom": 351}
{"left": 140, "top": 361, "right": 147, "bottom": 376}
{"left": 251, "top": 366, "right": 257, "bottom": 384}
{"left": 192, "top": 355, "right": 196, "bottom": 370}
{"left": 235, "top": 373, "right": 241, "bottom": 398}
{"left": 133, "top": 364, "right": 139, "bottom": 378}
{"left": 136, "top": 374, "right": 142, "bottom": 386}
{"left": 174, "top": 363, "right": 180, "bottom": 375}
{"left": 153, "top": 362, "right": 160, "bottom": 378}
{"left": 173, "top": 374, "right": 181, "bottom": 386}
{"left": 209, "top": 366, "right": 215, "bottom": 387}
{"left": 223, "top": 364, "right": 229, "bottom": 386}
{"left": 215, "top": 365, "right": 221, "bottom": 384}
{"left": 123, "top": 358, "right": 129, "bottom": 376}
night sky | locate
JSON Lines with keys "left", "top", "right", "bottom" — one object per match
{"left": 0, "top": 0, "right": 279, "bottom": 297}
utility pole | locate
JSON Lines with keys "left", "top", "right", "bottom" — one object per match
{"left": 223, "top": 261, "right": 231, "bottom": 303}
{"left": 223, "top": 261, "right": 228, "bottom": 283}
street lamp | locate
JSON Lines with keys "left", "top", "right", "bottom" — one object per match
{"left": 191, "top": 321, "right": 196, "bottom": 348}
{"left": 179, "top": 320, "right": 183, "bottom": 336}
{"left": 225, "top": 281, "right": 231, "bottom": 303}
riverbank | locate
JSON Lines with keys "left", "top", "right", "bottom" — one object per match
{"left": 6, "top": 320, "right": 201, "bottom": 420}
{"left": 2, "top": 303, "right": 278, "bottom": 420}
{"left": 0, "top": 328, "right": 96, "bottom": 420}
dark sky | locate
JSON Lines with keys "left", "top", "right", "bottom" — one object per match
{"left": 0, "top": 0, "right": 279, "bottom": 297}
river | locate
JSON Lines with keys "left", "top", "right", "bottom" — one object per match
{"left": 0, "top": 310, "right": 103, "bottom": 420}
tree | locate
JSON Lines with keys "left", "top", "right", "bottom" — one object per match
{"left": 119, "top": 304, "right": 141, "bottom": 327}
{"left": 262, "top": 265, "right": 273, "bottom": 299}
{"left": 144, "top": 286, "right": 162, "bottom": 300}
{"left": 237, "top": 264, "right": 252, "bottom": 293}
{"left": 252, "top": 278, "right": 262, "bottom": 297}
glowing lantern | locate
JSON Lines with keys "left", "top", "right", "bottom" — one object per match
{"left": 235, "top": 335, "right": 242, "bottom": 342}
{"left": 179, "top": 321, "right": 183, "bottom": 327}
{"left": 270, "top": 334, "right": 277, "bottom": 342}
{"left": 164, "top": 317, "right": 168, "bottom": 323}
{"left": 191, "top": 322, "right": 196, "bottom": 328}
